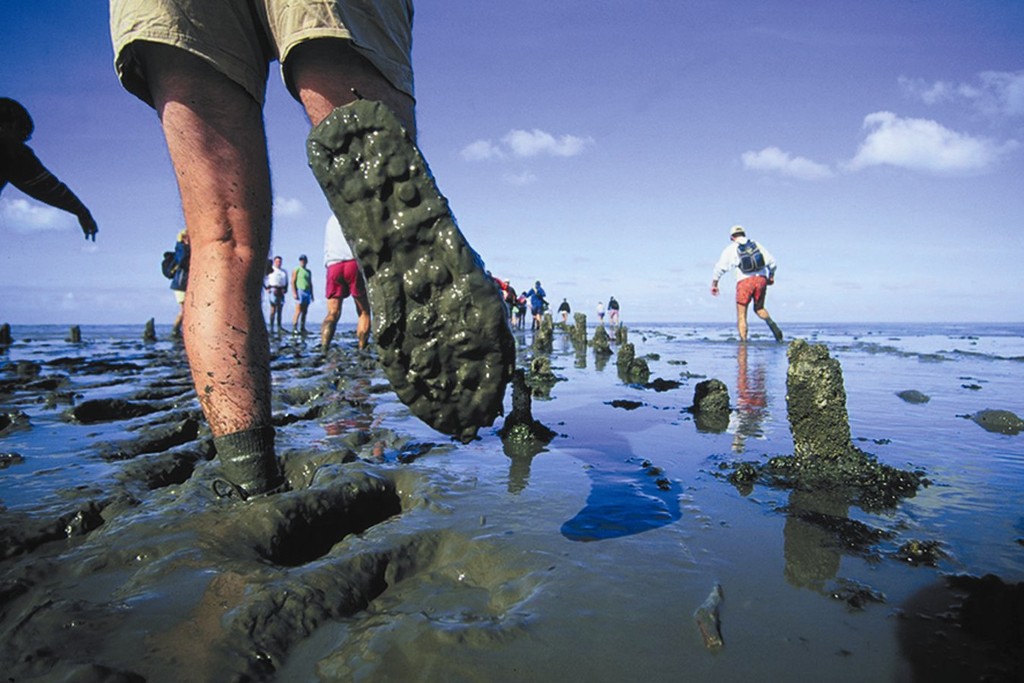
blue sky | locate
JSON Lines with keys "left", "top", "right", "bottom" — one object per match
{"left": 2, "top": 1, "right": 1022, "bottom": 325}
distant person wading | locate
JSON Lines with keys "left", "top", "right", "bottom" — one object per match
{"left": 710, "top": 224, "right": 783, "bottom": 343}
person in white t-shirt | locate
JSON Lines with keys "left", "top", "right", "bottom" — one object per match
{"left": 711, "top": 225, "right": 783, "bottom": 342}
{"left": 321, "top": 215, "right": 371, "bottom": 350}
{"left": 264, "top": 255, "right": 288, "bottom": 334}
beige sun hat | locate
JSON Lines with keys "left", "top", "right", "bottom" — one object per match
{"left": 730, "top": 225, "right": 746, "bottom": 237}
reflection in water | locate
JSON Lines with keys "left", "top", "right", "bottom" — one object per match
{"left": 731, "top": 343, "right": 769, "bottom": 453}
{"left": 560, "top": 456, "right": 682, "bottom": 542}
{"left": 782, "top": 489, "right": 848, "bottom": 591}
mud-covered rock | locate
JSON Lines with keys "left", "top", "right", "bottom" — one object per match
{"left": 970, "top": 409, "right": 1023, "bottom": 435}
{"left": 897, "top": 389, "right": 930, "bottom": 404}
{"left": 500, "top": 370, "right": 556, "bottom": 457}
{"left": 786, "top": 339, "right": 856, "bottom": 459}
{"left": 616, "top": 342, "right": 650, "bottom": 384}
{"left": 689, "top": 379, "right": 730, "bottom": 433}
{"left": 591, "top": 325, "right": 613, "bottom": 356}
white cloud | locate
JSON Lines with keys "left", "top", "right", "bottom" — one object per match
{"left": 461, "top": 128, "right": 593, "bottom": 161}
{"left": 741, "top": 146, "right": 833, "bottom": 180}
{"left": 460, "top": 139, "right": 505, "bottom": 161}
{"left": 502, "top": 129, "right": 593, "bottom": 158}
{"left": 0, "top": 197, "right": 74, "bottom": 233}
{"left": 846, "top": 111, "right": 1017, "bottom": 174}
{"left": 900, "top": 70, "right": 1024, "bottom": 117}
{"left": 272, "top": 196, "right": 305, "bottom": 218}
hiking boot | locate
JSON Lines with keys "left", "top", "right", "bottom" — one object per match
{"left": 307, "top": 100, "right": 515, "bottom": 442}
{"left": 767, "top": 319, "right": 784, "bottom": 342}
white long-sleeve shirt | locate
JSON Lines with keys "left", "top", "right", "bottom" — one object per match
{"left": 712, "top": 237, "right": 777, "bottom": 283}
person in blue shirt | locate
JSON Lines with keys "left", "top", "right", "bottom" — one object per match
{"left": 526, "top": 281, "right": 547, "bottom": 329}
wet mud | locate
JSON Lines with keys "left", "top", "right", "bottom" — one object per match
{"left": 2, "top": 322, "right": 1021, "bottom": 681}
{"left": 0, "top": 334, "right": 541, "bottom": 681}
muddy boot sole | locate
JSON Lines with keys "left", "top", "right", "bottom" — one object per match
{"left": 307, "top": 100, "right": 515, "bottom": 442}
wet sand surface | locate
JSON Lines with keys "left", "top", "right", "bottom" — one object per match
{"left": 1, "top": 322, "right": 1022, "bottom": 681}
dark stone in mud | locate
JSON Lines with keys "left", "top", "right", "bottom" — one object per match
{"left": 68, "top": 398, "right": 162, "bottom": 424}
{"left": 895, "top": 539, "right": 946, "bottom": 566}
{"left": 645, "top": 378, "right": 681, "bottom": 392}
{"left": 67, "top": 325, "right": 82, "bottom": 343}
{"left": 0, "top": 409, "right": 30, "bottom": 435}
{"left": 786, "top": 339, "right": 855, "bottom": 459}
{"left": 896, "top": 389, "right": 930, "bottom": 404}
{"left": 607, "top": 399, "right": 644, "bottom": 411}
{"left": 0, "top": 452, "right": 25, "bottom": 469}
{"left": 0, "top": 323, "right": 11, "bottom": 345}
{"left": 143, "top": 318, "right": 157, "bottom": 342}
{"left": 689, "top": 379, "right": 730, "bottom": 433}
{"left": 500, "top": 370, "right": 556, "bottom": 457}
{"left": 829, "top": 577, "right": 886, "bottom": 611}
{"left": 970, "top": 409, "right": 1023, "bottom": 435}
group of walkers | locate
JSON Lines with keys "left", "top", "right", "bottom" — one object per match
{"left": 493, "top": 278, "right": 624, "bottom": 330}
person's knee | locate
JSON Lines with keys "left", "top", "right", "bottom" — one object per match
{"left": 288, "top": 39, "right": 415, "bottom": 133}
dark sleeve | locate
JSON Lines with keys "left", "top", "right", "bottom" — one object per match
{"left": 3, "top": 142, "right": 90, "bottom": 217}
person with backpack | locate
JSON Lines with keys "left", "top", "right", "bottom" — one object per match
{"left": 168, "top": 230, "right": 190, "bottom": 338}
{"left": 710, "top": 225, "right": 783, "bottom": 342}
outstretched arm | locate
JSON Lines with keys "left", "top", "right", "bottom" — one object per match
{"left": 8, "top": 145, "right": 97, "bottom": 241}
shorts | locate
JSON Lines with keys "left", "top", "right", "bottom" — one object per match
{"left": 298, "top": 290, "right": 313, "bottom": 307}
{"left": 110, "top": 0, "right": 414, "bottom": 107}
{"left": 325, "top": 259, "right": 365, "bottom": 300}
{"left": 173, "top": 290, "right": 186, "bottom": 305}
{"left": 269, "top": 286, "right": 286, "bottom": 305}
{"left": 736, "top": 276, "right": 768, "bottom": 307}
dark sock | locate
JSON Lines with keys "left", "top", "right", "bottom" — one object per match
{"left": 214, "top": 425, "right": 283, "bottom": 497}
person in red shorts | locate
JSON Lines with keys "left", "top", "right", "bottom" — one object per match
{"left": 321, "top": 214, "right": 371, "bottom": 350}
{"left": 710, "top": 225, "right": 783, "bottom": 342}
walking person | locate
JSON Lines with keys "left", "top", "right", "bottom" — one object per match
{"left": 558, "top": 298, "right": 571, "bottom": 323}
{"left": 607, "top": 296, "right": 620, "bottom": 325}
{"left": 265, "top": 255, "right": 288, "bottom": 334}
{"left": 321, "top": 214, "right": 370, "bottom": 350}
{"left": 711, "top": 225, "right": 783, "bottom": 342}
{"left": 290, "top": 254, "right": 314, "bottom": 335}
{"left": 169, "top": 230, "right": 190, "bottom": 338}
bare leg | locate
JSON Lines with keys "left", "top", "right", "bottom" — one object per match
{"left": 143, "top": 45, "right": 275, "bottom": 428}
{"left": 736, "top": 303, "right": 749, "bottom": 341}
{"left": 353, "top": 292, "right": 371, "bottom": 349}
{"left": 321, "top": 297, "right": 343, "bottom": 348}
{"left": 288, "top": 40, "right": 415, "bottom": 134}
{"left": 753, "top": 301, "right": 783, "bottom": 341}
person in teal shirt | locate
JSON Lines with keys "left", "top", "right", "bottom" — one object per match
{"left": 291, "top": 254, "right": 314, "bottom": 335}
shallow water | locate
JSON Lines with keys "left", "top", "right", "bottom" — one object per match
{"left": 1, "top": 322, "right": 1022, "bottom": 681}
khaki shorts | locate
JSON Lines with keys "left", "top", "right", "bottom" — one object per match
{"left": 110, "top": 0, "right": 414, "bottom": 107}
